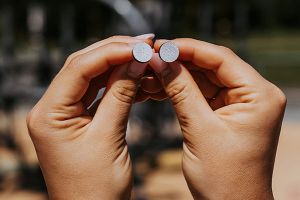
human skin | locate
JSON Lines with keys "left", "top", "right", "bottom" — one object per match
{"left": 148, "top": 38, "right": 286, "bottom": 199}
{"left": 26, "top": 35, "right": 155, "bottom": 200}
{"left": 26, "top": 36, "right": 286, "bottom": 200}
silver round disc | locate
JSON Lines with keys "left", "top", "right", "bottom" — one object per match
{"left": 159, "top": 42, "right": 179, "bottom": 63}
{"left": 132, "top": 42, "right": 153, "bottom": 63}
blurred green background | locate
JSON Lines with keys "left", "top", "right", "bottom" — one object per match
{"left": 0, "top": 0, "right": 299, "bottom": 199}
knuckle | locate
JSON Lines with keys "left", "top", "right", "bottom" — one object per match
{"left": 110, "top": 35, "right": 129, "bottom": 40}
{"left": 26, "top": 111, "right": 33, "bottom": 128}
{"left": 112, "top": 82, "right": 136, "bottom": 104}
{"left": 67, "top": 57, "right": 88, "bottom": 80}
{"left": 262, "top": 83, "right": 287, "bottom": 110}
{"left": 26, "top": 107, "right": 41, "bottom": 136}
{"left": 68, "top": 56, "right": 81, "bottom": 69}
{"left": 100, "top": 43, "right": 130, "bottom": 59}
{"left": 271, "top": 85, "right": 287, "bottom": 108}
{"left": 65, "top": 52, "right": 79, "bottom": 65}
{"left": 168, "top": 81, "right": 190, "bottom": 105}
{"left": 110, "top": 35, "right": 122, "bottom": 39}
{"left": 104, "top": 41, "right": 128, "bottom": 49}
{"left": 218, "top": 45, "right": 234, "bottom": 56}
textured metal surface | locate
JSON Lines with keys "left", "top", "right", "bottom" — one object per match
{"left": 132, "top": 42, "right": 153, "bottom": 63}
{"left": 159, "top": 42, "right": 179, "bottom": 63}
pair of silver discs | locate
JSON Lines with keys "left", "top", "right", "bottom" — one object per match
{"left": 132, "top": 41, "right": 179, "bottom": 63}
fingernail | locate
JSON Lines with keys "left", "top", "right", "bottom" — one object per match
{"left": 127, "top": 61, "right": 147, "bottom": 78}
{"left": 134, "top": 33, "right": 155, "bottom": 40}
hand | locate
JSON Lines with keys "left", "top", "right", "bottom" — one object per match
{"left": 150, "top": 38, "right": 286, "bottom": 199}
{"left": 26, "top": 35, "right": 154, "bottom": 200}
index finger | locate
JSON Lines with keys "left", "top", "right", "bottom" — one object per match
{"left": 154, "top": 38, "right": 263, "bottom": 88}
{"left": 45, "top": 42, "right": 135, "bottom": 106}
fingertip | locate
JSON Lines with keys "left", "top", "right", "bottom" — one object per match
{"left": 154, "top": 39, "right": 169, "bottom": 51}
{"left": 149, "top": 53, "right": 168, "bottom": 75}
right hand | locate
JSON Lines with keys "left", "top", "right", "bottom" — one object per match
{"left": 149, "top": 38, "right": 286, "bottom": 199}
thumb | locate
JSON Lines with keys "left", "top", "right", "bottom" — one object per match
{"left": 91, "top": 61, "right": 147, "bottom": 134}
{"left": 150, "top": 53, "right": 214, "bottom": 126}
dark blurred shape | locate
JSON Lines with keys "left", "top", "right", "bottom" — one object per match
{"left": 198, "top": 0, "right": 214, "bottom": 41}
{"left": 1, "top": 5, "right": 15, "bottom": 110}
{"left": 60, "top": 3, "right": 76, "bottom": 56}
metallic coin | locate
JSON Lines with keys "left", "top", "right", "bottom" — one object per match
{"left": 159, "top": 42, "right": 179, "bottom": 63}
{"left": 132, "top": 42, "right": 153, "bottom": 63}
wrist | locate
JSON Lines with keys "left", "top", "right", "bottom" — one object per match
{"left": 190, "top": 182, "right": 274, "bottom": 200}
{"left": 47, "top": 184, "right": 132, "bottom": 200}
{"left": 45, "top": 173, "right": 132, "bottom": 200}
{"left": 184, "top": 161, "right": 274, "bottom": 200}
